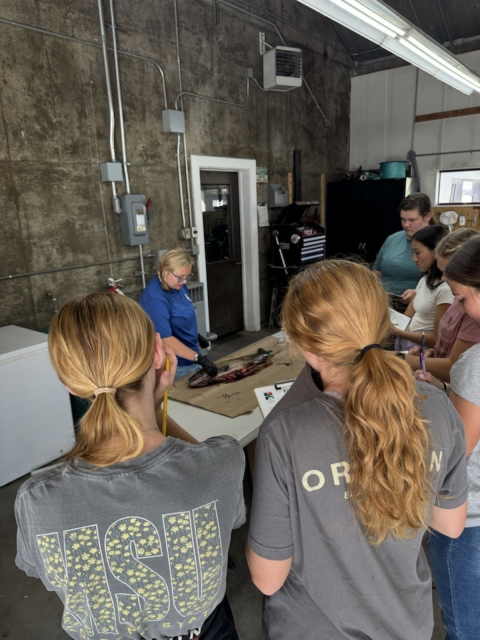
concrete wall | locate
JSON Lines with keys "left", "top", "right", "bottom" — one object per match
{"left": 0, "top": 0, "right": 351, "bottom": 331}
{"left": 350, "top": 51, "right": 480, "bottom": 200}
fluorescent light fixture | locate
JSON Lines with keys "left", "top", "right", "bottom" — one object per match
{"left": 336, "top": 0, "right": 405, "bottom": 37}
{"left": 398, "top": 38, "right": 477, "bottom": 94}
{"left": 297, "top": 0, "right": 480, "bottom": 95}
{"left": 331, "top": 0, "right": 397, "bottom": 38}
{"left": 406, "top": 36, "right": 480, "bottom": 91}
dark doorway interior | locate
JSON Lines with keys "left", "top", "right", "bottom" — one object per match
{"left": 200, "top": 171, "right": 243, "bottom": 337}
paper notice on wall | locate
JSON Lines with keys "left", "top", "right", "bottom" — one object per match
{"left": 257, "top": 204, "right": 269, "bottom": 228}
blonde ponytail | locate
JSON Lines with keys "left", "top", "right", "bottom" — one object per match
{"left": 48, "top": 292, "right": 156, "bottom": 467}
{"left": 281, "top": 259, "right": 431, "bottom": 544}
{"left": 346, "top": 348, "right": 430, "bottom": 543}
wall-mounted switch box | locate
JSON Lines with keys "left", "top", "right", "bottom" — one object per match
{"left": 177, "top": 227, "right": 198, "bottom": 240}
{"left": 119, "top": 194, "right": 149, "bottom": 246}
{"left": 459, "top": 216, "right": 466, "bottom": 226}
{"left": 268, "top": 184, "right": 289, "bottom": 208}
{"left": 100, "top": 162, "right": 124, "bottom": 182}
{"left": 162, "top": 109, "right": 186, "bottom": 134}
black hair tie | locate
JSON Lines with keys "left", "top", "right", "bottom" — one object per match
{"left": 359, "top": 343, "right": 383, "bottom": 359}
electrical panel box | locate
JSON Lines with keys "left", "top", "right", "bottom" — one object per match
{"left": 162, "top": 109, "right": 186, "bottom": 134}
{"left": 100, "top": 162, "right": 124, "bottom": 182}
{"left": 119, "top": 194, "right": 149, "bottom": 246}
{"left": 268, "top": 184, "right": 289, "bottom": 208}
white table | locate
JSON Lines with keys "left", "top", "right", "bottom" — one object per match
{"left": 168, "top": 399, "right": 263, "bottom": 448}
{"left": 167, "top": 331, "right": 287, "bottom": 447}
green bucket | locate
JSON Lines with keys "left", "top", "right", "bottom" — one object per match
{"left": 380, "top": 161, "right": 406, "bottom": 179}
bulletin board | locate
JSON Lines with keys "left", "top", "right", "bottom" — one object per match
{"left": 432, "top": 205, "right": 480, "bottom": 231}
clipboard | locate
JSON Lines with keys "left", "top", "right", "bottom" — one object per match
{"left": 254, "top": 379, "right": 295, "bottom": 418}
{"left": 390, "top": 308, "right": 410, "bottom": 331}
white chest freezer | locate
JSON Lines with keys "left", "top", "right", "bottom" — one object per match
{"left": 0, "top": 325, "right": 75, "bottom": 487}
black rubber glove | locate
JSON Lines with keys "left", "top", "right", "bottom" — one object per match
{"left": 197, "top": 354, "right": 218, "bottom": 378}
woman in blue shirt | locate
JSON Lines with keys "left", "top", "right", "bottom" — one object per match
{"left": 140, "top": 248, "right": 217, "bottom": 379}
{"left": 373, "top": 193, "right": 433, "bottom": 309}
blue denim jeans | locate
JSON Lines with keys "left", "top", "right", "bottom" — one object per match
{"left": 428, "top": 526, "right": 480, "bottom": 640}
{"left": 175, "top": 363, "right": 201, "bottom": 379}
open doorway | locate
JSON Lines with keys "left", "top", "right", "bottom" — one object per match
{"left": 201, "top": 171, "right": 243, "bottom": 337}
{"left": 190, "top": 155, "right": 260, "bottom": 333}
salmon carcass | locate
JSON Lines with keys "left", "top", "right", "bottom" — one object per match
{"left": 189, "top": 348, "right": 273, "bottom": 387}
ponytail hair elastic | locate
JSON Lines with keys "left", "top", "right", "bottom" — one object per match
{"left": 93, "top": 386, "right": 117, "bottom": 398}
{"left": 358, "top": 344, "right": 383, "bottom": 360}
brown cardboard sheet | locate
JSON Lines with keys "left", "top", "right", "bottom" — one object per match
{"left": 169, "top": 335, "right": 302, "bottom": 418}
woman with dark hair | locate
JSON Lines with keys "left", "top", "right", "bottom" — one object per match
{"left": 15, "top": 292, "right": 245, "bottom": 640}
{"left": 393, "top": 224, "right": 453, "bottom": 350}
{"left": 415, "top": 235, "right": 480, "bottom": 640}
{"left": 373, "top": 192, "right": 433, "bottom": 308}
{"left": 404, "top": 228, "right": 480, "bottom": 381}
{"left": 246, "top": 259, "right": 467, "bottom": 640}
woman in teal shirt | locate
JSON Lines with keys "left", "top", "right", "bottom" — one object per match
{"left": 373, "top": 193, "right": 433, "bottom": 308}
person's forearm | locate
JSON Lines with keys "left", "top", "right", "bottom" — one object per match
{"left": 372, "top": 269, "right": 382, "bottom": 279}
{"left": 395, "top": 329, "right": 436, "bottom": 346}
{"left": 405, "top": 354, "right": 453, "bottom": 381}
{"left": 163, "top": 336, "right": 197, "bottom": 361}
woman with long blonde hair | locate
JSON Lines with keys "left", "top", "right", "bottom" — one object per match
{"left": 247, "top": 259, "right": 467, "bottom": 640}
{"left": 15, "top": 292, "right": 245, "bottom": 640}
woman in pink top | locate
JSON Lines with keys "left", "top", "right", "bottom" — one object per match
{"left": 404, "top": 228, "right": 480, "bottom": 380}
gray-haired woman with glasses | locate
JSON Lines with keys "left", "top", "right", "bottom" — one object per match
{"left": 140, "top": 248, "right": 218, "bottom": 379}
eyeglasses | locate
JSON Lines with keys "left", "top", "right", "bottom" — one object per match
{"left": 171, "top": 272, "right": 194, "bottom": 283}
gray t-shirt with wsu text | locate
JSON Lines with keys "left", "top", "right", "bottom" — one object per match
{"left": 248, "top": 365, "right": 467, "bottom": 640}
{"left": 16, "top": 436, "right": 246, "bottom": 640}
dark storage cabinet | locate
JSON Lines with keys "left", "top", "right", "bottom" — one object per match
{"left": 326, "top": 178, "right": 412, "bottom": 263}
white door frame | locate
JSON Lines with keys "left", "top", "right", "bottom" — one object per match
{"left": 190, "top": 155, "right": 260, "bottom": 332}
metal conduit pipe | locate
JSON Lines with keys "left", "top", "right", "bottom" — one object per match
{"left": 107, "top": 0, "right": 146, "bottom": 289}
{"left": 217, "top": 0, "right": 330, "bottom": 127}
{"left": 97, "top": 0, "right": 119, "bottom": 212}
{"left": 174, "top": 79, "right": 251, "bottom": 111}
{"left": 0, "top": 254, "right": 155, "bottom": 282}
{"left": 415, "top": 149, "right": 480, "bottom": 157}
{"left": 108, "top": 0, "right": 131, "bottom": 195}
{"left": 173, "top": 0, "right": 190, "bottom": 239}
{"left": 176, "top": 135, "right": 187, "bottom": 229}
{"left": 0, "top": 18, "right": 168, "bottom": 109}
{"left": 183, "top": 132, "right": 194, "bottom": 249}
{"left": 173, "top": 79, "right": 251, "bottom": 243}
{"left": 0, "top": 14, "right": 159, "bottom": 289}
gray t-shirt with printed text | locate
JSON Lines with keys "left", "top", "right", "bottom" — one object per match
{"left": 248, "top": 365, "right": 467, "bottom": 640}
{"left": 16, "top": 436, "right": 246, "bottom": 640}
{"left": 451, "top": 342, "right": 480, "bottom": 526}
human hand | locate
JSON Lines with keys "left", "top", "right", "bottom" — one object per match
{"left": 197, "top": 354, "right": 218, "bottom": 378}
{"left": 414, "top": 370, "right": 444, "bottom": 391}
{"left": 400, "top": 288, "right": 416, "bottom": 304}
{"left": 391, "top": 324, "right": 401, "bottom": 336}
{"left": 154, "top": 343, "right": 177, "bottom": 408}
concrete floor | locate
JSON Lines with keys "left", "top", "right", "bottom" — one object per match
{"left": 0, "top": 330, "right": 446, "bottom": 639}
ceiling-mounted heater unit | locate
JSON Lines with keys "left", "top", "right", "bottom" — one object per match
{"left": 263, "top": 46, "right": 303, "bottom": 91}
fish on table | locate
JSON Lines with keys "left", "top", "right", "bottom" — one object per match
{"left": 189, "top": 348, "right": 274, "bottom": 388}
